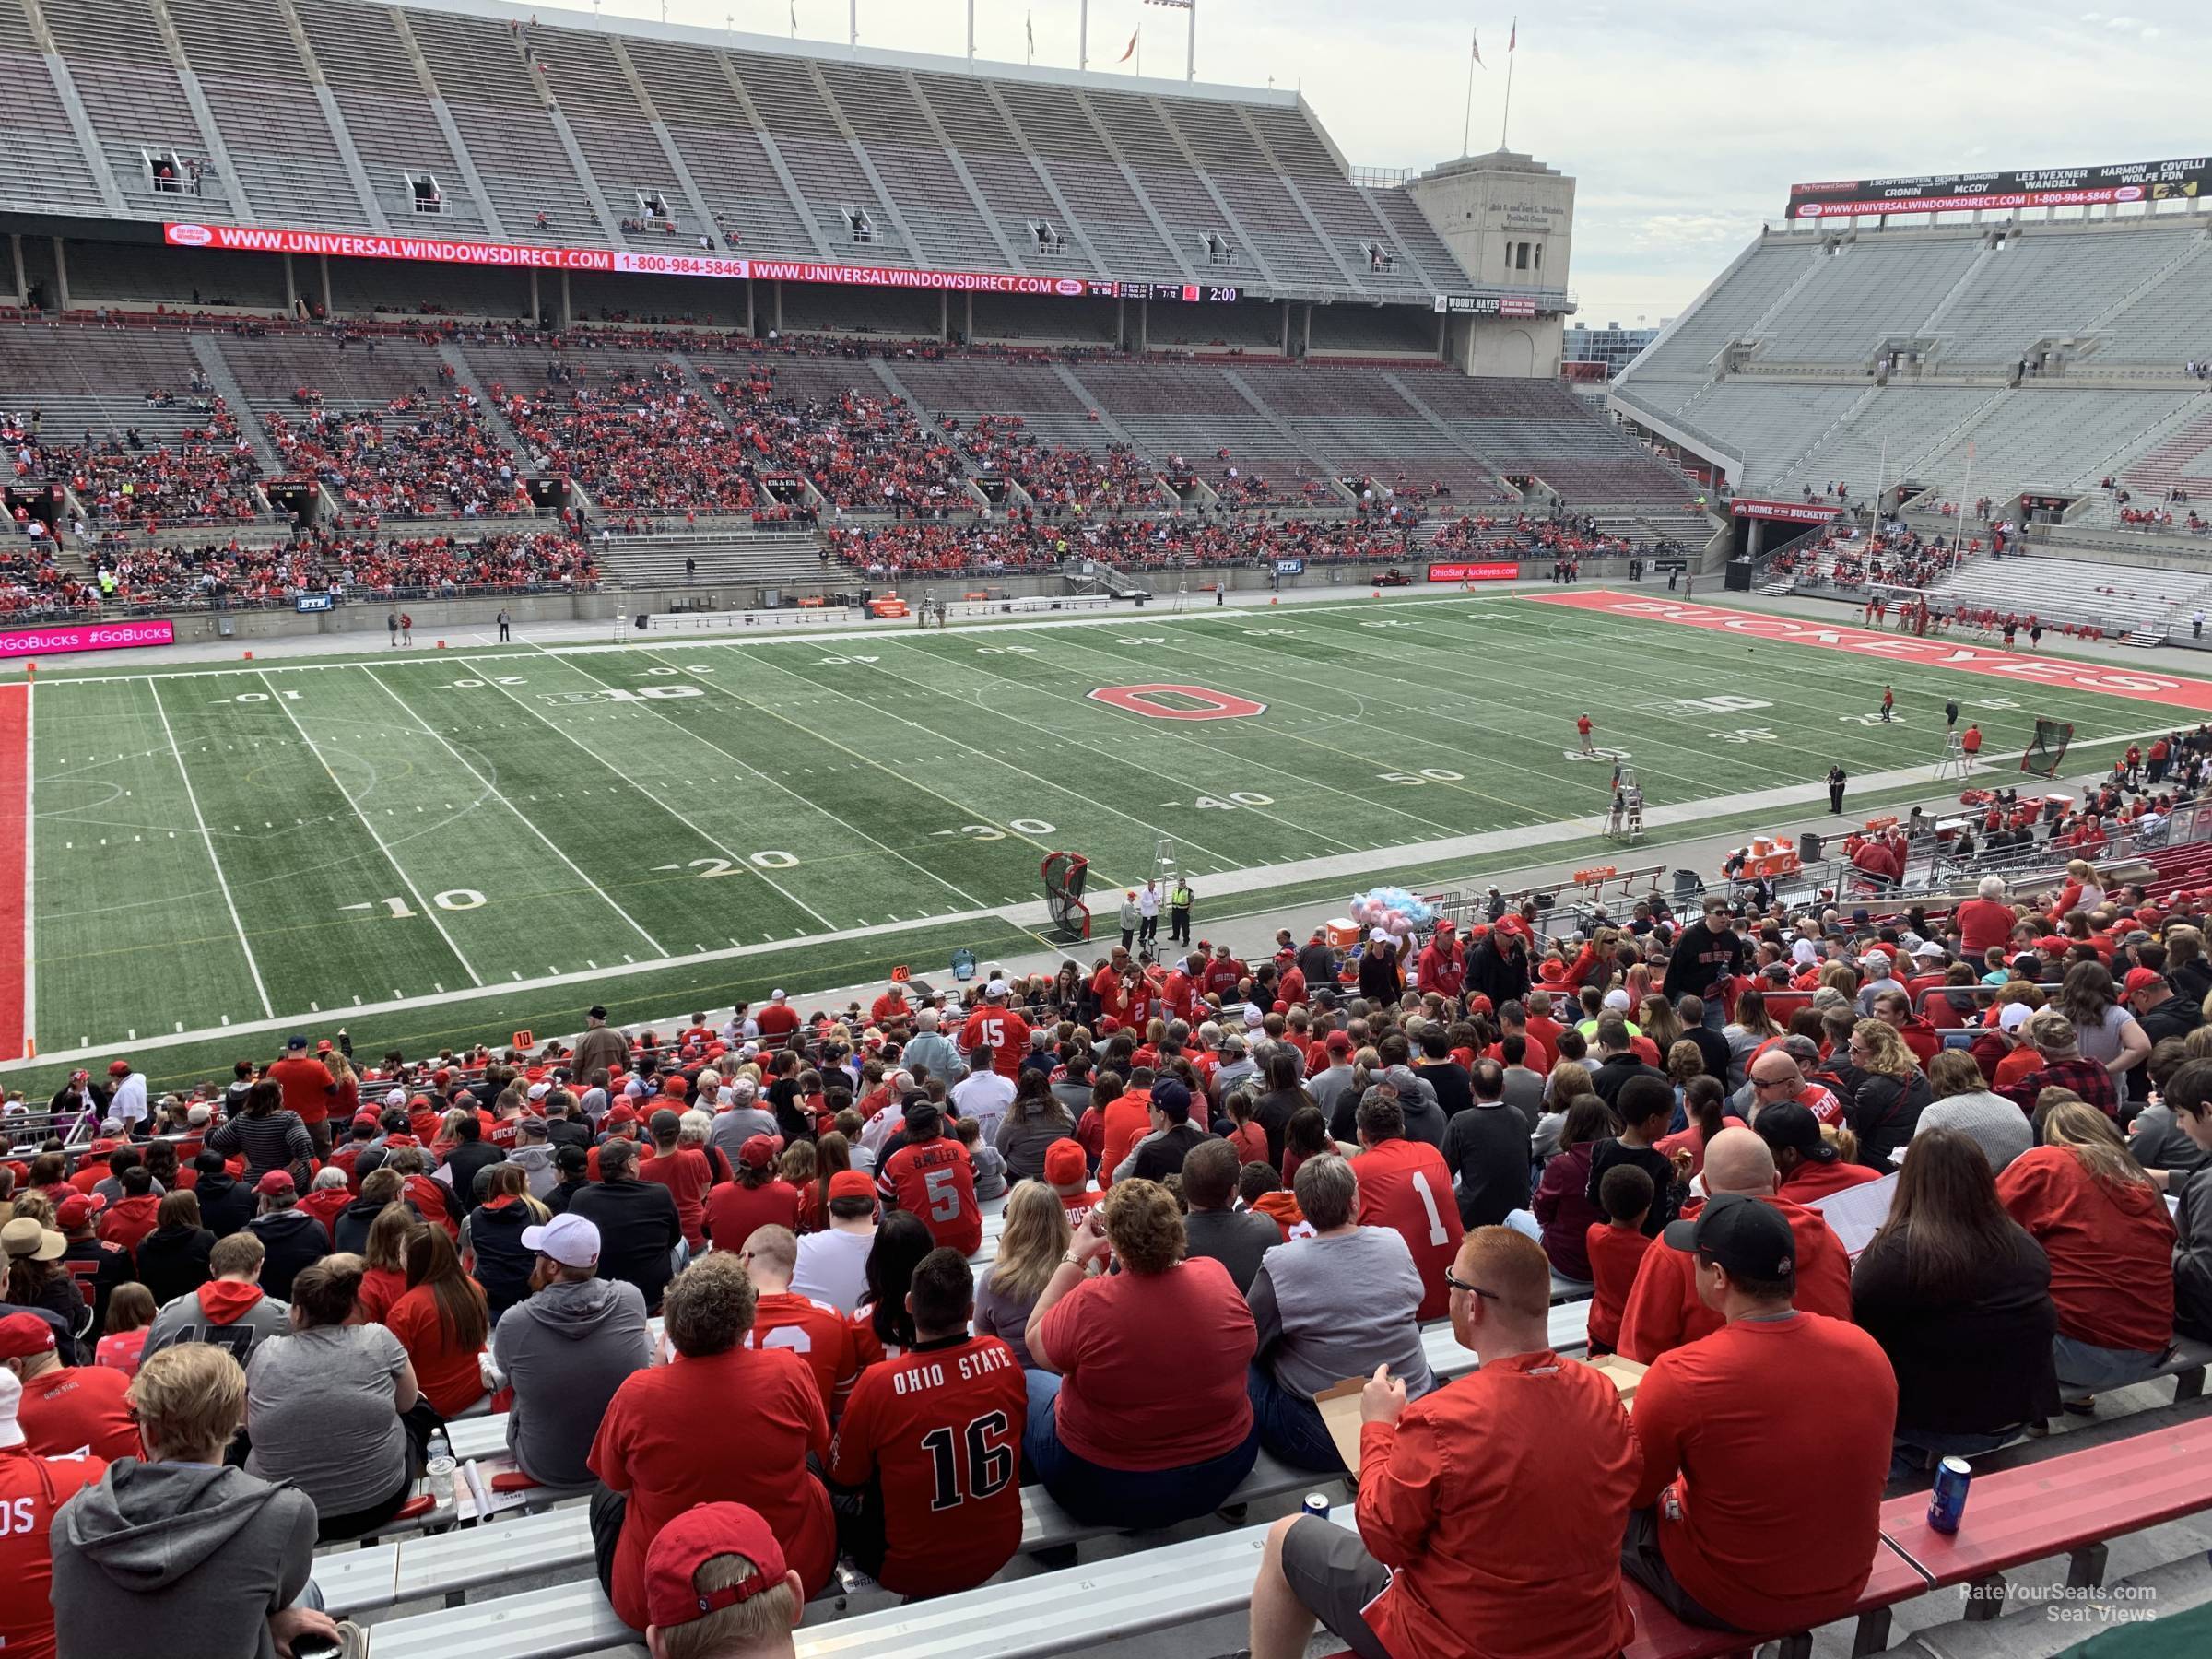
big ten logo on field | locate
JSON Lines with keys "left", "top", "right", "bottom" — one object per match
{"left": 1088, "top": 684, "right": 1266, "bottom": 721}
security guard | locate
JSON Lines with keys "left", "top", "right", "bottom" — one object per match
{"left": 1168, "top": 877, "right": 1194, "bottom": 946}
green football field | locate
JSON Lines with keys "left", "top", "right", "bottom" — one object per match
{"left": 5, "top": 590, "right": 2183, "bottom": 1075}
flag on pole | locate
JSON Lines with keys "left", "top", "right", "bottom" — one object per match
{"left": 1509, "top": 18, "right": 1517, "bottom": 50}
{"left": 1026, "top": 10, "right": 1033, "bottom": 59}
{"left": 1120, "top": 27, "right": 1138, "bottom": 61}
{"left": 1471, "top": 29, "right": 1484, "bottom": 68}
{"left": 789, "top": 0, "right": 796, "bottom": 33}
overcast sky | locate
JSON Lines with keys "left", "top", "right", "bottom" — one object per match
{"left": 652, "top": 0, "right": 2192, "bottom": 326}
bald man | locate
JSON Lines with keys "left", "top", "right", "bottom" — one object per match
{"left": 1741, "top": 1050, "right": 1844, "bottom": 1129}
{"left": 1616, "top": 1128, "right": 1853, "bottom": 1364}
{"left": 1249, "top": 1228, "right": 1639, "bottom": 1659}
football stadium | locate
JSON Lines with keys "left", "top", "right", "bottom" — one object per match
{"left": 7, "top": 2, "right": 2212, "bottom": 1656}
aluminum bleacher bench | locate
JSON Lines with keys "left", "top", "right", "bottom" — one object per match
{"left": 1622, "top": 1543, "right": 1931, "bottom": 1659}
{"left": 357, "top": 1510, "right": 1353, "bottom": 1659}
{"left": 326, "top": 1448, "right": 1325, "bottom": 1618}
{"left": 1879, "top": 1418, "right": 2212, "bottom": 1623}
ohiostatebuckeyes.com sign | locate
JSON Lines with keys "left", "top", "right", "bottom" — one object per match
{"left": 1428, "top": 561, "right": 1523, "bottom": 582}
{"left": 0, "top": 619, "right": 176, "bottom": 658}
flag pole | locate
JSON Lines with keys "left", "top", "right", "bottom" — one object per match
{"left": 967, "top": 0, "right": 974, "bottom": 59}
{"left": 1499, "top": 18, "right": 1517, "bottom": 150}
{"left": 1080, "top": 0, "right": 1088, "bottom": 68}
{"left": 1186, "top": 0, "right": 1195, "bottom": 81}
{"left": 848, "top": 0, "right": 856, "bottom": 44}
{"left": 1461, "top": 29, "right": 1477, "bottom": 157}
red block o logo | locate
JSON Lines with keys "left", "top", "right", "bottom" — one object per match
{"left": 1088, "top": 683, "right": 1266, "bottom": 721}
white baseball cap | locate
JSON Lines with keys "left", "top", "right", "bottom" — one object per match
{"left": 0, "top": 1368, "right": 22, "bottom": 1449}
{"left": 526, "top": 1082, "right": 551, "bottom": 1100}
{"left": 1998, "top": 1002, "right": 2035, "bottom": 1033}
{"left": 771, "top": 989, "right": 788, "bottom": 1002}
{"left": 385, "top": 1089, "right": 406, "bottom": 1108}
{"left": 985, "top": 979, "right": 1010, "bottom": 998}
{"left": 521, "top": 1212, "right": 601, "bottom": 1269}
{"left": 1602, "top": 987, "right": 1633, "bottom": 1011}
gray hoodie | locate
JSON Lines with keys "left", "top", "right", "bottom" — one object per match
{"left": 505, "top": 1141, "right": 559, "bottom": 1200}
{"left": 50, "top": 1461, "right": 317, "bottom": 1659}
{"left": 488, "top": 1275, "right": 654, "bottom": 1489}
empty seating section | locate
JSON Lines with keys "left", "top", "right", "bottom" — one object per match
{"left": 0, "top": 0, "right": 103, "bottom": 214}
{"left": 1088, "top": 90, "right": 1233, "bottom": 276}
{"left": 778, "top": 285, "right": 940, "bottom": 337}
{"left": 1245, "top": 108, "right": 1427, "bottom": 297}
{"left": 1308, "top": 306, "right": 1438, "bottom": 355}
{"left": 219, "top": 335, "right": 448, "bottom": 406}
{"left": 2092, "top": 237, "right": 2211, "bottom": 364}
{"left": 1754, "top": 238, "right": 1981, "bottom": 362}
{"left": 1938, "top": 228, "right": 2195, "bottom": 363}
{"left": 969, "top": 294, "right": 1118, "bottom": 344}
{"left": 1928, "top": 554, "right": 2212, "bottom": 633}
{"left": 1164, "top": 100, "right": 1346, "bottom": 292}
{"left": 41, "top": 0, "right": 236, "bottom": 219}
{"left": 1915, "top": 387, "right": 2197, "bottom": 493}
{"left": 912, "top": 71, "right": 1096, "bottom": 276}
{"left": 996, "top": 81, "right": 1183, "bottom": 277}
{"left": 163, "top": 0, "right": 362, "bottom": 229}
{"left": 408, "top": 10, "right": 600, "bottom": 247}
{"left": 1620, "top": 241, "right": 1812, "bottom": 394}
{"left": 1411, "top": 375, "right": 1691, "bottom": 503}
{"left": 731, "top": 51, "right": 912, "bottom": 265}
{"left": 291, "top": 0, "right": 491, "bottom": 237}
{"left": 1359, "top": 186, "right": 1464, "bottom": 294}
{"left": 530, "top": 27, "right": 688, "bottom": 249}
{"left": 2121, "top": 406, "right": 2212, "bottom": 499}
{"left": 815, "top": 62, "right": 1005, "bottom": 272}
{"left": 1783, "top": 386, "right": 1998, "bottom": 500}
{"left": 622, "top": 38, "right": 817, "bottom": 260}
{"left": 1673, "top": 382, "right": 1864, "bottom": 476}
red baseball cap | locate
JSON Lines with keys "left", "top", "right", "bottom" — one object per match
{"left": 2124, "top": 968, "right": 2167, "bottom": 995}
{"left": 107, "top": 1060, "right": 131, "bottom": 1077}
{"left": 1042, "top": 1138, "right": 1088, "bottom": 1188}
{"left": 643, "top": 1502, "right": 788, "bottom": 1630}
{"left": 255, "top": 1171, "right": 297, "bottom": 1195}
{"left": 737, "top": 1135, "right": 783, "bottom": 1171}
{"left": 827, "top": 1171, "right": 876, "bottom": 1202}
{"left": 0, "top": 1312, "right": 57, "bottom": 1359}
{"left": 56, "top": 1193, "right": 107, "bottom": 1230}
{"left": 1324, "top": 1031, "right": 1353, "bottom": 1054}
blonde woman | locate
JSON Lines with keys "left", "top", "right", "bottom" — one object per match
{"left": 1997, "top": 1100, "right": 2174, "bottom": 1406}
{"left": 973, "top": 1181, "right": 1071, "bottom": 1374}
{"left": 1841, "top": 1018, "right": 1928, "bottom": 1170}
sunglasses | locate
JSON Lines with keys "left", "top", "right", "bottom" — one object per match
{"left": 1442, "top": 1270, "right": 1500, "bottom": 1300}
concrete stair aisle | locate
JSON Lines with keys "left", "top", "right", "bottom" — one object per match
{"left": 597, "top": 533, "right": 829, "bottom": 594}
{"left": 185, "top": 335, "right": 282, "bottom": 471}
{"left": 432, "top": 341, "right": 534, "bottom": 463}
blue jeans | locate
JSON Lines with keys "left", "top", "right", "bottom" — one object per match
{"left": 2052, "top": 1335, "right": 2167, "bottom": 1394}
{"left": 1247, "top": 1364, "right": 1344, "bottom": 1474}
{"left": 1025, "top": 1385, "right": 1261, "bottom": 1528}
{"left": 1889, "top": 1426, "right": 2020, "bottom": 1484}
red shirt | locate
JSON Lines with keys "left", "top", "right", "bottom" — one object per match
{"left": 266, "top": 1054, "right": 336, "bottom": 1125}
{"left": 877, "top": 1137, "right": 982, "bottom": 1255}
{"left": 1955, "top": 897, "right": 2015, "bottom": 953}
{"left": 1202, "top": 958, "right": 1246, "bottom": 999}
{"left": 1996, "top": 1146, "right": 2175, "bottom": 1351}
{"left": 589, "top": 1346, "right": 834, "bottom": 1629}
{"left": 358, "top": 1265, "right": 407, "bottom": 1324}
{"left": 1353, "top": 1137, "right": 1464, "bottom": 1322}
{"left": 1584, "top": 1222, "right": 1654, "bottom": 1351}
{"left": 1096, "top": 1090, "right": 1153, "bottom": 1186}
{"left": 640, "top": 1146, "right": 716, "bottom": 1250}
{"left": 1037, "top": 1257, "right": 1254, "bottom": 1471}
{"left": 704, "top": 1179, "right": 802, "bottom": 1251}
{"left": 1618, "top": 1195, "right": 1854, "bottom": 1363}
{"left": 828, "top": 1334, "right": 1027, "bottom": 1597}
{"left": 384, "top": 1285, "right": 488, "bottom": 1417}
{"left": 1631, "top": 1313, "right": 1896, "bottom": 1632}
{"left": 749, "top": 1289, "right": 858, "bottom": 1418}
{"left": 755, "top": 1002, "right": 802, "bottom": 1039}
{"left": 1778, "top": 1159, "right": 1887, "bottom": 1204}
{"left": 1359, "top": 1350, "right": 1639, "bottom": 1659}
{"left": 97, "top": 1196, "right": 162, "bottom": 1258}
{"left": 0, "top": 1445, "right": 106, "bottom": 1659}
{"left": 17, "top": 1365, "right": 139, "bottom": 1462}
{"left": 1417, "top": 941, "right": 1466, "bottom": 999}
{"left": 959, "top": 1005, "right": 1031, "bottom": 1078}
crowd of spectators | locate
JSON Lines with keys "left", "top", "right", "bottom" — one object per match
{"left": 500, "top": 367, "right": 760, "bottom": 518}
{"left": 947, "top": 418, "right": 1167, "bottom": 512}
{"left": 9, "top": 398, "right": 264, "bottom": 531}
{"left": 264, "top": 393, "right": 533, "bottom": 524}
{"left": 81, "top": 528, "right": 595, "bottom": 607}
{"left": 825, "top": 512, "right": 1420, "bottom": 579}
{"left": 9, "top": 830, "right": 2212, "bottom": 1653}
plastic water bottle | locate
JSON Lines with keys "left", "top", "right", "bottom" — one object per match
{"left": 426, "top": 1430, "right": 454, "bottom": 1505}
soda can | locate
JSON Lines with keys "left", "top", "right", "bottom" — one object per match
{"left": 1302, "top": 1492, "right": 1331, "bottom": 1522}
{"left": 1927, "top": 1456, "right": 1971, "bottom": 1535}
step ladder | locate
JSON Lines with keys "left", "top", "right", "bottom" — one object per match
{"left": 1935, "top": 731, "right": 1972, "bottom": 781}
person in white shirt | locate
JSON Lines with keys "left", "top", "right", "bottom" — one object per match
{"left": 789, "top": 1171, "right": 880, "bottom": 1312}
{"left": 950, "top": 1052, "right": 1017, "bottom": 1143}
{"left": 106, "top": 1061, "right": 149, "bottom": 1132}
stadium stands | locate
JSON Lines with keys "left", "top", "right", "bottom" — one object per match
{"left": 1616, "top": 215, "right": 2212, "bottom": 508}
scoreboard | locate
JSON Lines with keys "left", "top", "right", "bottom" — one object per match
{"left": 1085, "top": 280, "right": 1241, "bottom": 302}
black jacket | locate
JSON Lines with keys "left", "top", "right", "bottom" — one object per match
{"left": 194, "top": 1172, "right": 256, "bottom": 1239}
{"left": 1441, "top": 1100, "right": 1533, "bottom": 1228}
{"left": 568, "top": 1178, "right": 683, "bottom": 1312}
{"left": 1465, "top": 937, "right": 1530, "bottom": 1010}
{"left": 1128, "top": 1124, "right": 1210, "bottom": 1184}
{"left": 1590, "top": 1054, "right": 1671, "bottom": 1111}
{"left": 465, "top": 1202, "right": 540, "bottom": 1320}
{"left": 443, "top": 1141, "right": 508, "bottom": 1205}
{"left": 1853, "top": 1219, "right": 2059, "bottom": 1434}
{"left": 332, "top": 1194, "right": 394, "bottom": 1256}
{"left": 246, "top": 1208, "right": 330, "bottom": 1302}
{"left": 544, "top": 1175, "right": 591, "bottom": 1216}
{"left": 1662, "top": 921, "right": 1745, "bottom": 1001}
{"left": 1850, "top": 1071, "right": 1932, "bottom": 1169}
{"left": 135, "top": 1225, "right": 216, "bottom": 1308}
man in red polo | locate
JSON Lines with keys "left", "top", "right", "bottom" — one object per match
{"left": 265, "top": 1034, "right": 336, "bottom": 1159}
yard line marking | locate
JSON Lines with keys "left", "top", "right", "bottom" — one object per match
{"left": 358, "top": 666, "right": 668, "bottom": 959}
{"left": 879, "top": 635, "right": 1382, "bottom": 853}
{"left": 459, "top": 664, "right": 840, "bottom": 933}
{"left": 647, "top": 646, "right": 1232, "bottom": 879}
{"left": 258, "top": 670, "right": 481, "bottom": 988}
{"left": 148, "top": 679, "right": 275, "bottom": 1019}
{"left": 546, "top": 654, "right": 986, "bottom": 916}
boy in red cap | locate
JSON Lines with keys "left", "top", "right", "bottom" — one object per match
{"left": 641, "top": 1502, "right": 803, "bottom": 1659}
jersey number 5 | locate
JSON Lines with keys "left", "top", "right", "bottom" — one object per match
{"left": 922, "top": 1410, "right": 1014, "bottom": 1511}
{"left": 923, "top": 1167, "right": 964, "bottom": 1222}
